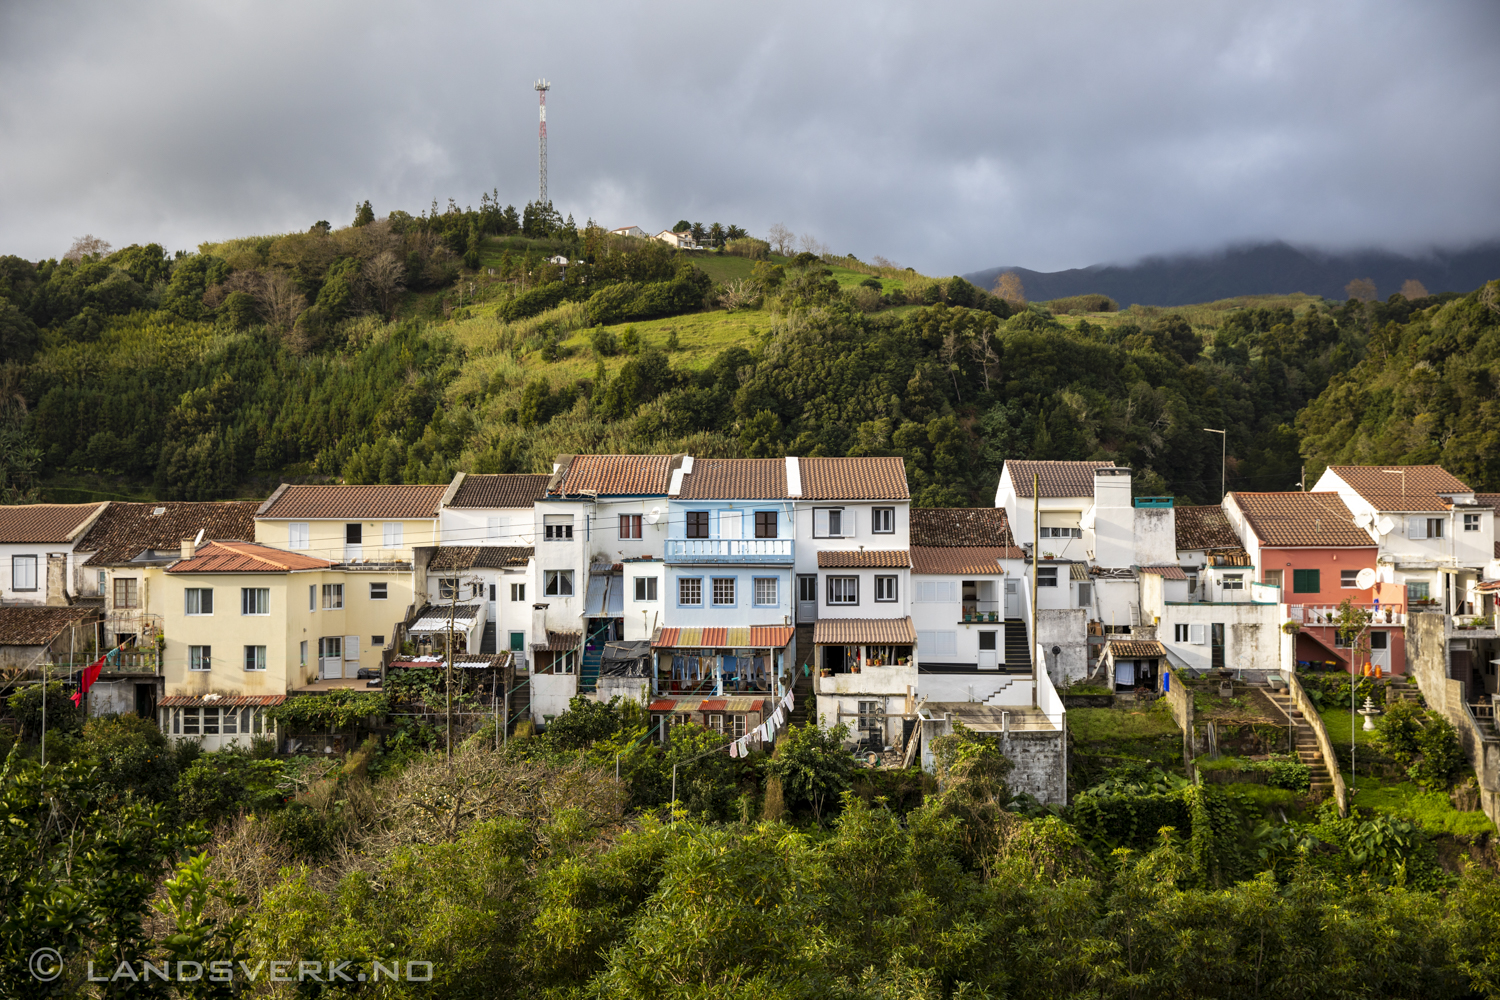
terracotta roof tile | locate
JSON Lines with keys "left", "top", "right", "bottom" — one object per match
{"left": 1230, "top": 492, "right": 1373, "bottom": 548}
{"left": 1174, "top": 505, "right": 1241, "bottom": 551}
{"left": 553, "top": 454, "right": 676, "bottom": 496}
{"left": 1473, "top": 493, "right": 1500, "bottom": 511}
{"left": 257, "top": 484, "right": 446, "bottom": 519}
{"left": 1139, "top": 565, "right": 1188, "bottom": 580}
{"left": 677, "top": 459, "right": 788, "bottom": 499}
{"left": 653, "top": 626, "right": 795, "bottom": 648}
{"left": 0, "top": 606, "right": 100, "bottom": 646}
{"left": 1326, "top": 465, "right": 1473, "bottom": 512}
{"left": 428, "top": 546, "right": 533, "bottom": 570}
{"left": 166, "top": 541, "right": 334, "bottom": 573}
{"left": 1005, "top": 460, "right": 1118, "bottom": 498}
{"left": 798, "top": 457, "right": 909, "bottom": 500}
{"left": 910, "top": 507, "right": 1016, "bottom": 547}
{"left": 812, "top": 617, "right": 917, "bottom": 644}
{"left": 158, "top": 694, "right": 286, "bottom": 708}
{"left": 0, "top": 503, "right": 106, "bottom": 544}
{"left": 910, "top": 546, "right": 1017, "bottom": 574}
{"left": 818, "top": 549, "right": 911, "bottom": 568}
{"left": 76, "top": 501, "right": 258, "bottom": 565}
{"left": 1108, "top": 640, "right": 1167, "bottom": 658}
{"left": 533, "top": 629, "right": 582, "bottom": 651}
{"left": 447, "top": 474, "right": 550, "bottom": 508}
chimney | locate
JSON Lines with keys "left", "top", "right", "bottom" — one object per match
{"left": 180, "top": 538, "right": 196, "bottom": 561}
{"left": 531, "top": 602, "right": 550, "bottom": 647}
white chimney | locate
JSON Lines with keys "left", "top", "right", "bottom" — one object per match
{"left": 180, "top": 538, "right": 196, "bottom": 561}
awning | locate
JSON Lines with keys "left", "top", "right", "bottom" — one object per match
{"left": 1139, "top": 565, "right": 1188, "bottom": 580}
{"left": 812, "top": 617, "right": 917, "bottom": 645}
{"left": 159, "top": 694, "right": 286, "bottom": 708}
{"left": 648, "top": 696, "right": 767, "bottom": 714}
{"left": 1070, "top": 563, "right": 1090, "bottom": 581}
{"left": 409, "top": 604, "right": 481, "bottom": 633}
{"left": 583, "top": 569, "right": 624, "bottom": 617}
{"left": 652, "top": 626, "right": 795, "bottom": 649}
{"left": 1106, "top": 639, "right": 1167, "bottom": 658}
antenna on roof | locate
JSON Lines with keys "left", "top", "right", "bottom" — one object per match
{"left": 193, "top": 528, "right": 205, "bottom": 545}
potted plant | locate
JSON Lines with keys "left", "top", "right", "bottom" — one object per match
{"left": 1281, "top": 621, "right": 1301, "bottom": 635}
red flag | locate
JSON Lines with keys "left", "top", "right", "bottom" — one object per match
{"left": 70, "top": 651, "right": 108, "bottom": 707}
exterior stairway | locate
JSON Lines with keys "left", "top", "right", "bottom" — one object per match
{"left": 982, "top": 676, "right": 1018, "bottom": 706}
{"left": 579, "top": 641, "right": 602, "bottom": 694}
{"left": 790, "top": 624, "right": 815, "bottom": 725}
{"left": 1385, "top": 675, "right": 1421, "bottom": 705}
{"left": 1264, "top": 686, "right": 1336, "bottom": 800}
{"left": 506, "top": 673, "right": 531, "bottom": 731}
{"left": 479, "top": 621, "right": 497, "bottom": 655}
{"left": 1004, "top": 618, "right": 1032, "bottom": 672}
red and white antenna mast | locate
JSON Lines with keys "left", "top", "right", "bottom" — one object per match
{"left": 534, "top": 79, "right": 551, "bottom": 205}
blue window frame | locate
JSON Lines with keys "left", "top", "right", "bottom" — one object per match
{"left": 678, "top": 576, "right": 703, "bottom": 606}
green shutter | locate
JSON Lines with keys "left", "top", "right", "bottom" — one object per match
{"left": 1292, "top": 568, "right": 1320, "bottom": 593}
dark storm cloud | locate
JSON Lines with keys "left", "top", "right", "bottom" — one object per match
{"left": 2, "top": 0, "right": 1497, "bottom": 273}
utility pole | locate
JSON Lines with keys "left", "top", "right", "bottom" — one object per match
{"left": 1032, "top": 471, "right": 1039, "bottom": 709}
{"left": 446, "top": 579, "right": 458, "bottom": 765}
{"left": 534, "top": 79, "right": 551, "bottom": 205}
{"left": 1204, "top": 428, "right": 1226, "bottom": 500}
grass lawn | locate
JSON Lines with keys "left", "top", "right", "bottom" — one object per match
{"left": 1069, "top": 703, "right": 1181, "bottom": 742}
{"left": 1345, "top": 773, "right": 1495, "bottom": 836}
{"left": 1318, "top": 707, "right": 1379, "bottom": 748}
{"left": 688, "top": 253, "right": 758, "bottom": 285}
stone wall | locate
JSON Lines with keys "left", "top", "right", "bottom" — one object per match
{"left": 919, "top": 715, "right": 1067, "bottom": 805}
{"left": 1407, "top": 611, "right": 1500, "bottom": 827}
{"left": 1038, "top": 609, "right": 1088, "bottom": 685}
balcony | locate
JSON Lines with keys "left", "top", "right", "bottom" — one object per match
{"left": 664, "top": 537, "right": 794, "bottom": 564}
{"left": 1289, "top": 604, "right": 1407, "bottom": 627}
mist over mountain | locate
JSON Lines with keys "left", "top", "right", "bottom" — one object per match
{"left": 963, "top": 241, "right": 1500, "bottom": 306}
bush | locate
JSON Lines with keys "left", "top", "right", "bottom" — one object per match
{"left": 724, "top": 237, "right": 770, "bottom": 260}
{"left": 6, "top": 682, "right": 82, "bottom": 741}
{"left": 763, "top": 723, "right": 853, "bottom": 825}
{"left": 1375, "top": 698, "right": 1424, "bottom": 763}
{"left": 176, "top": 750, "right": 285, "bottom": 824}
{"left": 1411, "top": 714, "right": 1465, "bottom": 790}
{"left": 1044, "top": 293, "right": 1118, "bottom": 313}
{"left": 501, "top": 281, "right": 589, "bottom": 322}
{"left": 82, "top": 714, "right": 178, "bottom": 802}
{"left": 590, "top": 325, "right": 618, "bottom": 356}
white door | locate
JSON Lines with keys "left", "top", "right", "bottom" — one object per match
{"left": 319, "top": 636, "right": 342, "bottom": 679}
{"left": 978, "top": 630, "right": 998, "bottom": 670}
{"left": 797, "top": 575, "right": 818, "bottom": 623}
{"left": 344, "top": 635, "right": 360, "bottom": 678}
{"left": 1370, "top": 630, "right": 1390, "bottom": 674}
{"left": 1004, "top": 580, "right": 1021, "bottom": 619}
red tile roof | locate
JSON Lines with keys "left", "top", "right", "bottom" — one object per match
{"left": 652, "top": 626, "right": 795, "bottom": 649}
{"left": 813, "top": 617, "right": 917, "bottom": 644}
{"left": 552, "top": 454, "right": 676, "bottom": 496}
{"left": 1230, "top": 492, "right": 1373, "bottom": 548}
{"left": 1005, "top": 461, "right": 1117, "bottom": 498}
{"left": 0, "top": 606, "right": 100, "bottom": 646}
{"left": 1326, "top": 465, "right": 1473, "bottom": 512}
{"left": 798, "top": 457, "right": 909, "bottom": 500}
{"left": 166, "top": 541, "right": 334, "bottom": 573}
{"left": 677, "top": 459, "right": 788, "bottom": 499}
{"left": 158, "top": 694, "right": 287, "bottom": 708}
{"left": 1139, "top": 565, "right": 1188, "bottom": 580}
{"left": 1174, "top": 505, "right": 1241, "bottom": 551}
{"left": 1108, "top": 640, "right": 1167, "bottom": 658}
{"left": 447, "top": 473, "right": 550, "bottom": 508}
{"left": 257, "top": 484, "right": 446, "bottom": 519}
{"left": 0, "top": 503, "right": 106, "bottom": 543}
{"left": 909, "top": 507, "right": 1016, "bottom": 547}
{"left": 910, "top": 546, "right": 1017, "bottom": 574}
{"left": 818, "top": 549, "right": 911, "bottom": 568}
{"left": 75, "top": 501, "right": 257, "bottom": 565}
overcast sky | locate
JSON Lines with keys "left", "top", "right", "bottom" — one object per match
{"left": 2, "top": 1, "right": 1497, "bottom": 274}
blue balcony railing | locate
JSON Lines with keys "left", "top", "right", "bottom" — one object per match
{"left": 664, "top": 538, "right": 795, "bottom": 564}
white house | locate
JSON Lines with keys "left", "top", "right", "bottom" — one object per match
{"left": 655, "top": 230, "right": 700, "bottom": 249}
{"left": 609, "top": 226, "right": 648, "bottom": 239}
{"left": 0, "top": 503, "right": 108, "bottom": 607}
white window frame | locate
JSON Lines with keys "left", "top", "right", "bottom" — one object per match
{"left": 874, "top": 575, "right": 897, "bottom": 602}
{"left": 635, "top": 576, "right": 658, "bottom": 601}
{"left": 309, "top": 584, "right": 316, "bottom": 611}
{"left": 1427, "top": 518, "right": 1445, "bottom": 539}
{"left": 813, "top": 507, "right": 849, "bottom": 539}
{"left": 543, "top": 515, "right": 574, "bottom": 541}
{"left": 382, "top": 522, "right": 403, "bottom": 548}
{"left": 438, "top": 578, "right": 459, "bottom": 600}
{"left": 321, "top": 583, "right": 344, "bottom": 609}
{"left": 544, "top": 570, "right": 573, "bottom": 597}
{"left": 189, "top": 645, "right": 212, "bottom": 671}
{"left": 510, "top": 582, "right": 526, "bottom": 601}
{"left": 369, "top": 582, "right": 388, "bottom": 600}
{"left": 1174, "top": 623, "right": 1189, "bottom": 642}
{"left": 1036, "top": 568, "right": 1058, "bottom": 588}
{"left": 487, "top": 516, "right": 506, "bottom": 540}
{"left": 1221, "top": 574, "right": 1245, "bottom": 591}
{"left": 244, "top": 645, "right": 267, "bottom": 671}
{"left": 916, "top": 630, "right": 957, "bottom": 656}
{"left": 11, "top": 555, "right": 37, "bottom": 592}
{"left": 1189, "top": 624, "right": 1207, "bottom": 645}
{"left": 185, "top": 588, "right": 214, "bottom": 615}
{"left": 1340, "top": 570, "right": 1359, "bottom": 589}
{"left": 241, "top": 587, "right": 270, "bottom": 615}
{"left": 1464, "top": 513, "right": 1481, "bottom": 532}
{"left": 289, "top": 522, "right": 310, "bottom": 549}
{"left": 753, "top": 576, "right": 777, "bottom": 606}
{"left": 872, "top": 507, "right": 895, "bottom": 534}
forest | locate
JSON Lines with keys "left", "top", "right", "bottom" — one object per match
{"left": 3, "top": 196, "right": 1495, "bottom": 506}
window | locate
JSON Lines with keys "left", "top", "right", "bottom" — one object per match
{"left": 1428, "top": 518, "right": 1445, "bottom": 539}
{"left": 875, "top": 575, "right": 897, "bottom": 602}
{"left": 114, "top": 578, "right": 139, "bottom": 609}
{"left": 1189, "top": 624, "right": 1207, "bottom": 645}
{"left": 719, "top": 511, "right": 742, "bottom": 539}
{"left": 712, "top": 577, "right": 736, "bottom": 606}
{"left": 438, "top": 578, "right": 459, "bottom": 600}
{"left": 1041, "top": 526, "right": 1083, "bottom": 539}
{"left": 185, "top": 588, "right": 214, "bottom": 615}
{"left": 1292, "top": 569, "right": 1320, "bottom": 593}
{"left": 1221, "top": 574, "right": 1244, "bottom": 591}
{"left": 543, "top": 515, "right": 574, "bottom": 541}
{"left": 10, "top": 555, "right": 36, "bottom": 592}
{"left": 619, "top": 514, "right": 642, "bottom": 539}
{"left": 754, "top": 577, "right": 778, "bottom": 606}
{"left": 1407, "top": 581, "right": 1431, "bottom": 602}
{"left": 686, "top": 511, "right": 710, "bottom": 538}
{"left": 237, "top": 588, "right": 267, "bottom": 615}
{"left": 828, "top": 576, "right": 858, "bottom": 605}
{"left": 1263, "top": 569, "right": 1283, "bottom": 588}
{"left": 730, "top": 714, "right": 747, "bottom": 738}
{"left": 372, "top": 635, "right": 384, "bottom": 647}
{"left": 544, "top": 570, "right": 573, "bottom": 596}
{"left": 1174, "top": 623, "right": 1190, "bottom": 642}
{"left": 872, "top": 507, "right": 895, "bottom": 533}
{"left": 1076, "top": 582, "right": 1092, "bottom": 606}
{"left": 189, "top": 645, "right": 212, "bottom": 671}
{"left": 813, "top": 508, "right": 847, "bottom": 538}
{"left": 978, "top": 631, "right": 997, "bottom": 651}
{"left": 1465, "top": 513, "right": 1481, "bottom": 532}
{"left": 798, "top": 575, "right": 818, "bottom": 603}
{"left": 510, "top": 582, "right": 526, "bottom": 601}
{"left": 289, "top": 523, "right": 309, "bottom": 549}
{"left": 382, "top": 522, "right": 403, "bottom": 548}
{"left": 1340, "top": 570, "right": 1360, "bottom": 588}
{"left": 707, "top": 713, "right": 725, "bottom": 734}
{"left": 181, "top": 707, "right": 198, "bottom": 734}
{"left": 857, "top": 701, "right": 884, "bottom": 741}
{"left": 96, "top": 570, "right": 106, "bottom": 596}
{"left": 917, "top": 630, "right": 957, "bottom": 656}
{"left": 321, "top": 583, "right": 343, "bottom": 609}
{"left": 755, "top": 511, "right": 778, "bottom": 538}
{"left": 300, "top": 641, "right": 308, "bottom": 666}
{"left": 320, "top": 636, "right": 342, "bottom": 660}
{"left": 470, "top": 581, "right": 483, "bottom": 599}
{"left": 487, "top": 516, "right": 506, "bottom": 540}
{"left": 244, "top": 645, "right": 266, "bottom": 671}
{"left": 1037, "top": 568, "right": 1058, "bottom": 588}
{"left": 369, "top": 582, "right": 388, "bottom": 600}
{"left": 489, "top": 583, "right": 496, "bottom": 601}
{"left": 309, "top": 585, "right": 316, "bottom": 611}
{"left": 345, "top": 523, "right": 362, "bottom": 545}
{"left": 635, "top": 576, "right": 658, "bottom": 601}
{"left": 914, "top": 580, "right": 958, "bottom": 603}
{"left": 679, "top": 577, "right": 703, "bottom": 606}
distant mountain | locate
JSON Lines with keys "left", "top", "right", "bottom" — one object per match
{"left": 962, "top": 240, "right": 1500, "bottom": 307}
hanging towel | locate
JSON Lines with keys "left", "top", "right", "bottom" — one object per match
{"left": 729, "top": 740, "right": 740, "bottom": 759}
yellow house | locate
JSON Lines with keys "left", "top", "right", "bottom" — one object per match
{"left": 155, "top": 540, "right": 414, "bottom": 747}
{"left": 254, "top": 483, "right": 448, "bottom": 563}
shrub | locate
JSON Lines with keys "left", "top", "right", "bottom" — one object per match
{"left": 590, "top": 325, "right": 618, "bottom": 356}
{"left": 1411, "top": 714, "right": 1465, "bottom": 790}
{"left": 1375, "top": 698, "right": 1424, "bottom": 763}
{"left": 1044, "top": 293, "right": 1118, "bottom": 313}
{"left": 763, "top": 723, "right": 853, "bottom": 825}
{"left": 176, "top": 750, "right": 285, "bottom": 824}
{"left": 724, "top": 237, "right": 770, "bottom": 260}
{"left": 82, "top": 714, "right": 178, "bottom": 802}
{"left": 6, "top": 682, "right": 82, "bottom": 741}
{"left": 619, "top": 325, "right": 642, "bottom": 353}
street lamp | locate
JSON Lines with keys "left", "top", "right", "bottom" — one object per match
{"left": 1203, "top": 428, "right": 1226, "bottom": 501}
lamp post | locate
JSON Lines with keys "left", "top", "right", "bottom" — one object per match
{"left": 1204, "top": 428, "right": 1226, "bottom": 501}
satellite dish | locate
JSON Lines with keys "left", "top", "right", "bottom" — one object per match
{"left": 1356, "top": 568, "right": 1377, "bottom": 590}
{"left": 645, "top": 507, "right": 662, "bottom": 525}
{"left": 1354, "top": 512, "right": 1373, "bottom": 527}
{"left": 1376, "top": 517, "right": 1395, "bottom": 535}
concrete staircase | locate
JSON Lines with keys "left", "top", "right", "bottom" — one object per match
{"left": 790, "top": 624, "right": 815, "bottom": 725}
{"left": 982, "top": 676, "right": 1019, "bottom": 706}
{"left": 580, "top": 641, "right": 602, "bottom": 694}
{"left": 1385, "top": 675, "right": 1421, "bottom": 705}
{"left": 1265, "top": 686, "right": 1336, "bottom": 800}
{"left": 1004, "top": 618, "right": 1032, "bottom": 671}
{"left": 505, "top": 673, "right": 531, "bottom": 730}
{"left": 479, "top": 621, "right": 497, "bottom": 655}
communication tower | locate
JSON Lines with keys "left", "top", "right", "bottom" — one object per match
{"left": 534, "top": 79, "right": 551, "bottom": 204}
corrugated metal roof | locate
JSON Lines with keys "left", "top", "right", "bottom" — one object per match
{"left": 409, "top": 604, "right": 481, "bottom": 632}
{"left": 166, "top": 541, "right": 333, "bottom": 573}
{"left": 647, "top": 697, "right": 766, "bottom": 714}
{"left": 653, "top": 626, "right": 795, "bottom": 649}
{"left": 812, "top": 617, "right": 917, "bottom": 644}
{"left": 818, "top": 549, "right": 910, "bottom": 568}
{"left": 910, "top": 547, "right": 1014, "bottom": 574}
{"left": 257, "top": 484, "right": 446, "bottom": 519}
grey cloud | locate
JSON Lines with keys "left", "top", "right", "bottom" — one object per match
{"left": 1, "top": 0, "right": 1497, "bottom": 273}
